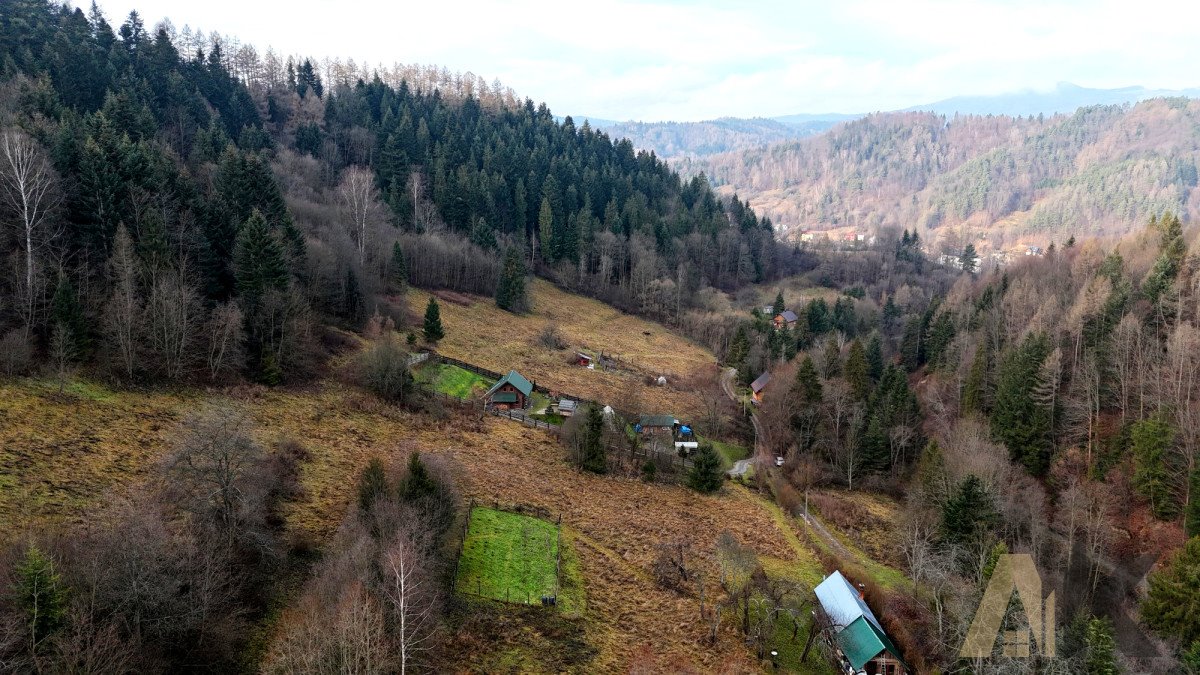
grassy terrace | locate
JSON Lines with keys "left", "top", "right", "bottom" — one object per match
{"left": 418, "top": 362, "right": 492, "bottom": 400}
{"left": 455, "top": 507, "right": 584, "bottom": 615}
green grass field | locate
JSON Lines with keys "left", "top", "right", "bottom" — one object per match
{"left": 419, "top": 363, "right": 492, "bottom": 399}
{"left": 456, "top": 507, "right": 562, "bottom": 606}
{"left": 704, "top": 437, "right": 749, "bottom": 471}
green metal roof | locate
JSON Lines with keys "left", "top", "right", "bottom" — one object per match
{"left": 639, "top": 414, "right": 676, "bottom": 428}
{"left": 485, "top": 370, "right": 533, "bottom": 397}
{"left": 490, "top": 391, "right": 519, "bottom": 403}
{"left": 836, "top": 615, "right": 903, "bottom": 671}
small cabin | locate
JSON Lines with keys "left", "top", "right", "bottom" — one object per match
{"left": 575, "top": 352, "right": 594, "bottom": 368}
{"left": 556, "top": 399, "right": 577, "bottom": 417}
{"left": 750, "top": 372, "right": 770, "bottom": 405}
{"left": 815, "top": 571, "right": 908, "bottom": 675}
{"left": 636, "top": 414, "right": 676, "bottom": 436}
{"left": 773, "top": 310, "right": 798, "bottom": 329}
{"left": 485, "top": 370, "right": 534, "bottom": 410}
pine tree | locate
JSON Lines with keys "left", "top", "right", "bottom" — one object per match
{"left": 398, "top": 451, "right": 439, "bottom": 502}
{"left": 390, "top": 242, "right": 408, "bottom": 293}
{"left": 687, "top": 444, "right": 723, "bottom": 493}
{"left": 15, "top": 545, "right": 68, "bottom": 654}
{"left": 727, "top": 324, "right": 750, "bottom": 367}
{"left": 537, "top": 196, "right": 553, "bottom": 262}
{"left": 900, "top": 315, "right": 923, "bottom": 372}
{"left": 845, "top": 339, "right": 869, "bottom": 400}
{"left": 1132, "top": 413, "right": 1179, "bottom": 520}
{"left": 423, "top": 297, "right": 444, "bottom": 343}
{"left": 495, "top": 246, "right": 528, "bottom": 313}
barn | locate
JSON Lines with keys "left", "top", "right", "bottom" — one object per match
{"left": 485, "top": 370, "right": 534, "bottom": 410}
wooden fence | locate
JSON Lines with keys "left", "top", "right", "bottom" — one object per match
{"left": 453, "top": 498, "right": 564, "bottom": 607}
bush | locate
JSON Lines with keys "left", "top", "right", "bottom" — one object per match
{"left": 0, "top": 329, "right": 33, "bottom": 375}
{"left": 357, "top": 336, "right": 418, "bottom": 406}
{"left": 538, "top": 322, "right": 565, "bottom": 350}
{"left": 641, "top": 460, "right": 657, "bottom": 482}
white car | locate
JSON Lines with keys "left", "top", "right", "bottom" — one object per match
{"left": 775, "top": 456, "right": 785, "bottom": 467}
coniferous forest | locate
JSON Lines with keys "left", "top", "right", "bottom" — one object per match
{"left": 0, "top": 0, "right": 797, "bottom": 385}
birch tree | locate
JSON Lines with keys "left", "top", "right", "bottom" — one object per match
{"left": 382, "top": 534, "right": 440, "bottom": 675}
{"left": 338, "top": 166, "right": 382, "bottom": 265}
{"left": 0, "top": 130, "right": 60, "bottom": 337}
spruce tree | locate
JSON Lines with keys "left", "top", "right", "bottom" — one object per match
{"left": 50, "top": 275, "right": 90, "bottom": 360}
{"left": 495, "top": 246, "right": 528, "bottom": 313}
{"left": 771, "top": 290, "right": 785, "bottom": 315}
{"left": 423, "top": 297, "right": 444, "bottom": 343}
{"left": 992, "top": 333, "right": 1053, "bottom": 475}
{"left": 845, "top": 339, "right": 869, "bottom": 400}
{"left": 357, "top": 457, "right": 389, "bottom": 513}
{"left": 15, "top": 545, "right": 68, "bottom": 653}
{"left": 940, "top": 474, "right": 995, "bottom": 548}
{"left": 233, "top": 209, "right": 289, "bottom": 301}
{"left": 962, "top": 345, "right": 990, "bottom": 414}
{"left": 1143, "top": 536, "right": 1200, "bottom": 646}
{"left": 865, "top": 333, "right": 884, "bottom": 381}
{"left": 579, "top": 404, "right": 607, "bottom": 474}
{"left": 792, "top": 356, "right": 823, "bottom": 404}
{"left": 687, "top": 444, "right": 723, "bottom": 493}
{"left": 1083, "top": 618, "right": 1118, "bottom": 675}
{"left": 960, "top": 243, "right": 978, "bottom": 274}
{"left": 821, "top": 337, "right": 841, "bottom": 378}
{"left": 1132, "top": 413, "right": 1178, "bottom": 520}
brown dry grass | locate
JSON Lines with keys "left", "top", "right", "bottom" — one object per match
{"left": 1, "top": 373, "right": 826, "bottom": 671}
{"left": 408, "top": 280, "right": 718, "bottom": 420}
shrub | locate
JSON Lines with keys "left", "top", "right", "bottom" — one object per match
{"left": 357, "top": 336, "right": 417, "bottom": 406}
{"left": 0, "top": 329, "right": 33, "bottom": 375}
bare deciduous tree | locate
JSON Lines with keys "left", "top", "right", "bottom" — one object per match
{"left": 338, "top": 166, "right": 383, "bottom": 265}
{"left": 0, "top": 130, "right": 60, "bottom": 337}
{"left": 381, "top": 529, "right": 440, "bottom": 675}
{"left": 103, "top": 224, "right": 142, "bottom": 380}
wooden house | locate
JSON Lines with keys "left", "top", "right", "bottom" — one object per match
{"left": 556, "top": 399, "right": 577, "bottom": 417}
{"left": 485, "top": 370, "right": 533, "bottom": 410}
{"left": 773, "top": 310, "right": 798, "bottom": 329}
{"left": 750, "top": 372, "right": 770, "bottom": 405}
{"left": 815, "top": 571, "right": 908, "bottom": 675}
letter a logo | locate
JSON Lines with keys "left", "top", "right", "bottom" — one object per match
{"left": 959, "top": 554, "right": 1055, "bottom": 658}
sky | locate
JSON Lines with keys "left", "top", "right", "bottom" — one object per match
{"left": 75, "top": 0, "right": 1200, "bottom": 122}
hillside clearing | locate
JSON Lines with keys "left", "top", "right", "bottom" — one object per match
{"left": 455, "top": 507, "right": 561, "bottom": 605}
{"left": 409, "top": 280, "right": 718, "bottom": 421}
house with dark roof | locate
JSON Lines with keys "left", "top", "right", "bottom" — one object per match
{"left": 774, "top": 310, "right": 798, "bottom": 329}
{"left": 485, "top": 370, "right": 533, "bottom": 410}
{"left": 814, "top": 570, "right": 907, "bottom": 675}
{"left": 750, "top": 372, "right": 770, "bottom": 405}
{"left": 636, "top": 414, "right": 676, "bottom": 436}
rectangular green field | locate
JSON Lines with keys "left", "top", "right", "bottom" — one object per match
{"left": 456, "top": 507, "right": 560, "bottom": 606}
{"left": 419, "top": 363, "right": 492, "bottom": 399}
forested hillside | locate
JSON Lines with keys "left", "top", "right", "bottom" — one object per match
{"left": 683, "top": 101, "right": 1200, "bottom": 250}
{"left": 0, "top": 0, "right": 794, "bottom": 385}
{"left": 592, "top": 116, "right": 824, "bottom": 158}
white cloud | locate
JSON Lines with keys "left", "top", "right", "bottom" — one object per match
{"left": 75, "top": 0, "right": 1200, "bottom": 121}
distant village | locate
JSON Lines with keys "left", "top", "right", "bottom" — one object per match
{"left": 790, "top": 226, "right": 1052, "bottom": 272}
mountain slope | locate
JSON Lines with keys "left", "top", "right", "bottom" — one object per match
{"left": 680, "top": 99, "right": 1200, "bottom": 250}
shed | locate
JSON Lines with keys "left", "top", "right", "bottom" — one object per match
{"left": 557, "top": 399, "right": 577, "bottom": 417}
{"left": 485, "top": 370, "right": 533, "bottom": 410}
{"left": 637, "top": 414, "right": 676, "bottom": 435}
{"left": 575, "top": 352, "right": 594, "bottom": 367}
{"left": 814, "top": 571, "right": 907, "bottom": 674}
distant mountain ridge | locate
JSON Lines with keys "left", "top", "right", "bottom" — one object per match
{"left": 677, "top": 98, "right": 1200, "bottom": 251}
{"left": 581, "top": 83, "right": 1200, "bottom": 159}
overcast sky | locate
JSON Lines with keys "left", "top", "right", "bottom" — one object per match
{"left": 76, "top": 0, "right": 1200, "bottom": 122}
